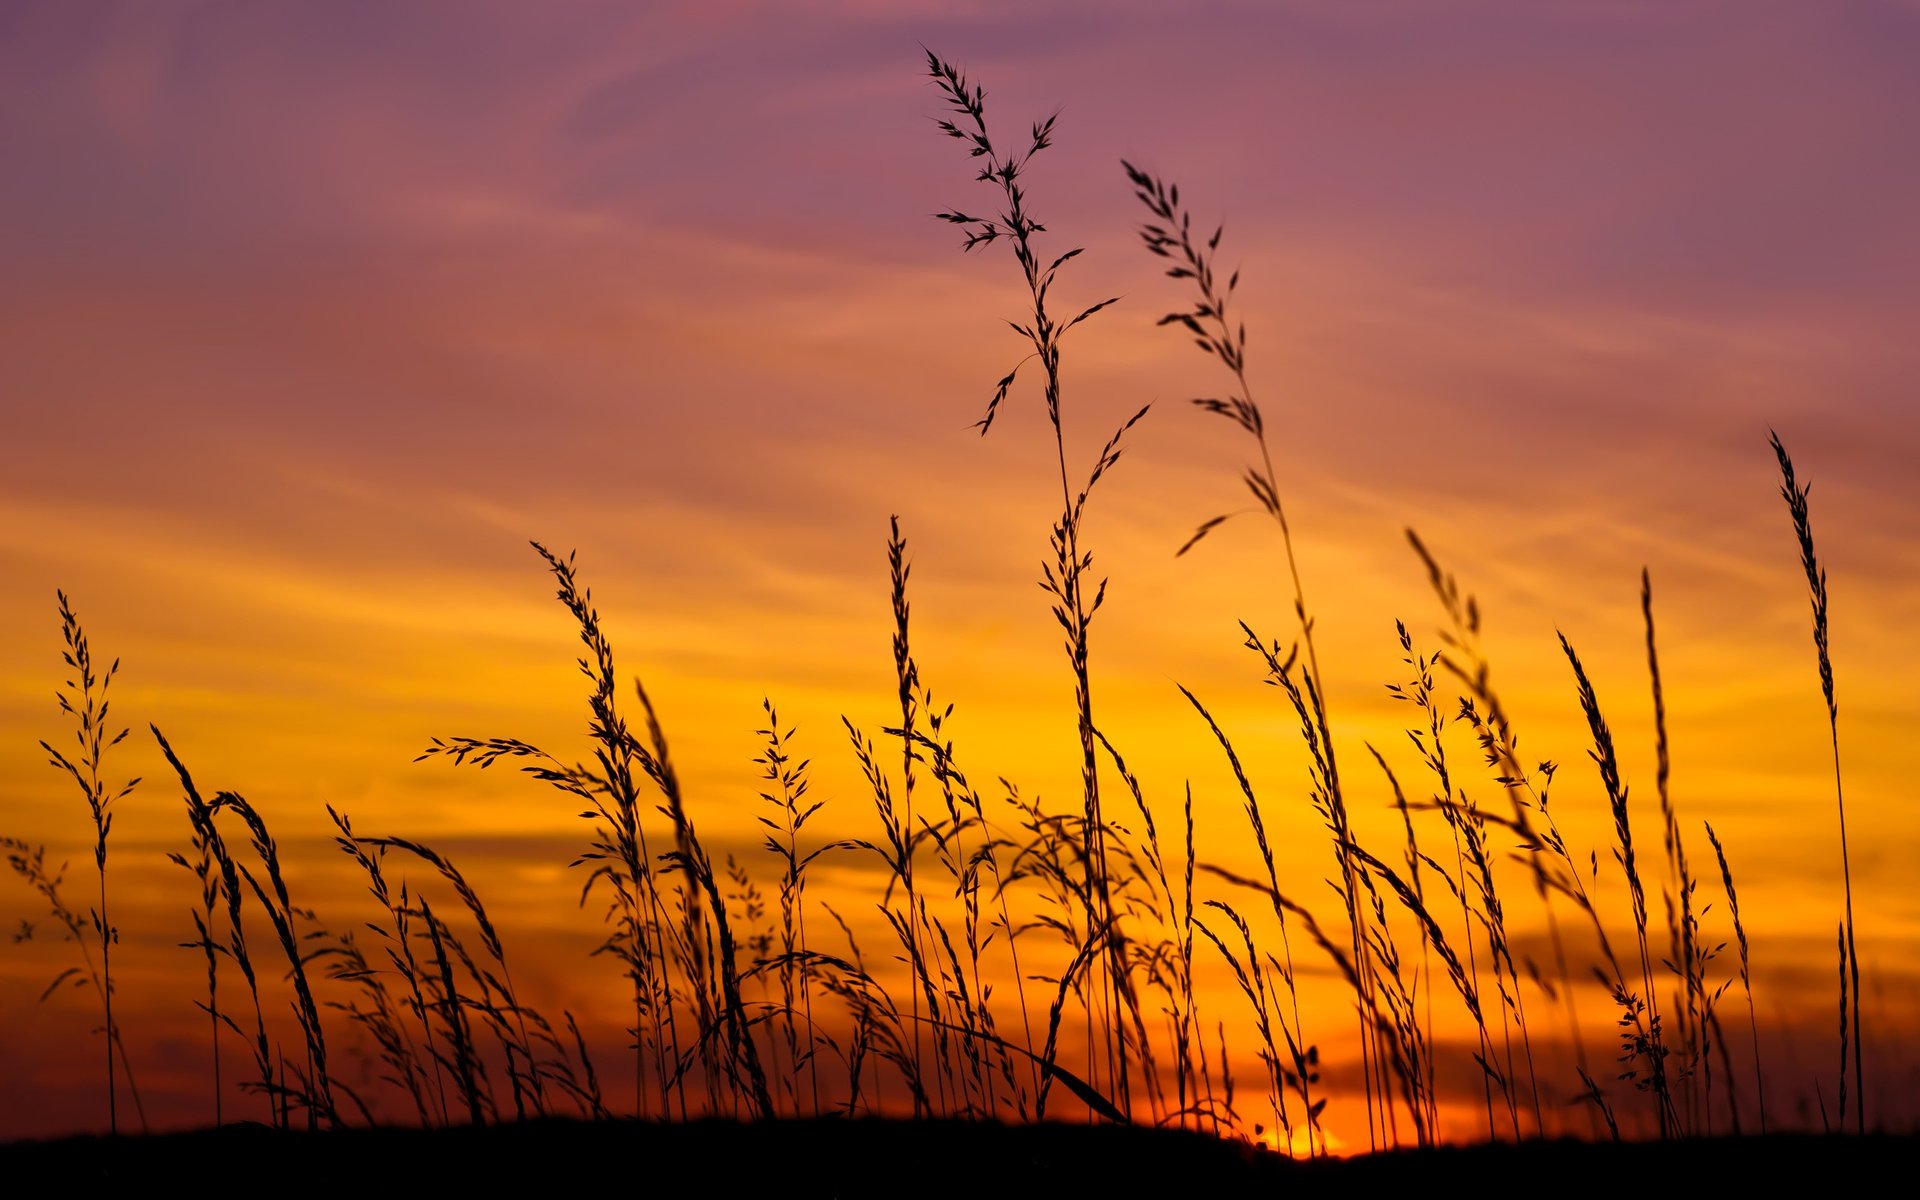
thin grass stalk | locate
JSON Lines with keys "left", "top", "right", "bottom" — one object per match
{"left": 756, "top": 699, "right": 827, "bottom": 1116}
{"left": 882, "top": 517, "right": 941, "bottom": 1110}
{"left": 1369, "top": 747, "right": 1440, "bottom": 1139}
{"left": 1129, "top": 166, "right": 1382, "bottom": 1148}
{"left": 1192, "top": 901, "right": 1293, "bottom": 1148}
{"left": 323, "top": 812, "right": 448, "bottom": 1122}
{"left": 40, "top": 592, "right": 143, "bottom": 1134}
{"left": 1407, "top": 529, "right": 1595, "bottom": 1133}
{"left": 1346, "top": 841, "right": 1504, "bottom": 1135}
{"left": 1, "top": 837, "right": 148, "bottom": 1132}
{"left": 1181, "top": 785, "right": 1219, "bottom": 1136}
{"left": 216, "top": 790, "right": 335, "bottom": 1127}
{"left": 1560, "top": 633, "right": 1674, "bottom": 1136}
{"left": 422, "top": 544, "right": 695, "bottom": 1117}
{"left": 1458, "top": 695, "right": 1657, "bottom": 1136}
{"left": 155, "top": 732, "right": 279, "bottom": 1124}
{"left": 930, "top": 53, "right": 1138, "bottom": 1110}
{"left": 1705, "top": 821, "right": 1766, "bottom": 1132}
{"left": 919, "top": 700, "right": 1024, "bottom": 1117}
{"left": 628, "top": 677, "right": 774, "bottom": 1117}
{"left": 1092, "top": 730, "right": 1171, "bottom": 1124}
{"left": 415, "top": 897, "right": 485, "bottom": 1124}
{"left": 541, "top": 544, "right": 682, "bottom": 1118}
{"left": 1642, "top": 570, "right": 1704, "bottom": 1132}
{"left": 163, "top": 755, "right": 228, "bottom": 1124}
{"left": 1177, "top": 685, "right": 1315, "bottom": 1148}
{"left": 1391, "top": 624, "right": 1535, "bottom": 1137}
{"left": 1835, "top": 922, "right": 1849, "bottom": 1130}
{"left": 1771, "top": 431, "right": 1861, "bottom": 1133}
{"left": 345, "top": 825, "right": 547, "bottom": 1117}
{"left": 989, "top": 788, "right": 1045, "bottom": 1110}
{"left": 317, "top": 924, "right": 434, "bottom": 1125}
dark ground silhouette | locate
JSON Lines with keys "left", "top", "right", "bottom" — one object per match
{"left": 2, "top": 1119, "right": 1912, "bottom": 1193}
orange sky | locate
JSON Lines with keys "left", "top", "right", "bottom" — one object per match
{"left": 3, "top": 1, "right": 1919, "bottom": 1145}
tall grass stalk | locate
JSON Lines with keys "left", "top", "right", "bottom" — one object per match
{"left": 1128, "top": 165, "right": 1381, "bottom": 1149}
{"left": 156, "top": 726, "right": 249, "bottom": 1126}
{"left": 166, "top": 785, "right": 228, "bottom": 1123}
{"left": 424, "top": 544, "right": 771, "bottom": 1118}
{"left": 883, "top": 517, "right": 934, "bottom": 1110}
{"left": 1367, "top": 747, "right": 1439, "bottom": 1141}
{"left": 1, "top": 836, "right": 149, "bottom": 1131}
{"left": 1407, "top": 530, "right": 1595, "bottom": 1135}
{"left": 1641, "top": 570, "right": 1707, "bottom": 1132}
{"left": 1388, "top": 623, "right": 1532, "bottom": 1139}
{"left": 755, "top": 698, "right": 826, "bottom": 1115}
{"left": 930, "top": 51, "right": 1144, "bottom": 1112}
{"left": 218, "top": 788, "right": 335, "bottom": 1127}
{"left": 425, "top": 545, "right": 680, "bottom": 1116}
{"left": 635, "top": 675, "right": 776, "bottom": 1117}
{"left": 1561, "top": 634, "right": 1675, "bottom": 1136}
{"left": 333, "top": 818, "right": 556, "bottom": 1119}
{"left": 324, "top": 808, "right": 448, "bottom": 1123}
{"left": 153, "top": 728, "right": 281, "bottom": 1126}
{"left": 1179, "top": 685, "right": 1315, "bottom": 1150}
{"left": 1771, "top": 430, "right": 1861, "bottom": 1133}
{"left": 39, "top": 592, "right": 141, "bottom": 1134}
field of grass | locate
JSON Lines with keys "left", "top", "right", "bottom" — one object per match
{"left": 1, "top": 52, "right": 1902, "bottom": 1166}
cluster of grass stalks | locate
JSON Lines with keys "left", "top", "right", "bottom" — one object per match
{"left": 0, "top": 53, "right": 1887, "bottom": 1151}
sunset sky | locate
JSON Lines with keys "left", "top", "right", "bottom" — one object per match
{"left": 3, "top": 1, "right": 1919, "bottom": 1144}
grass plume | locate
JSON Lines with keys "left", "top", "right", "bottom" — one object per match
{"left": 1771, "top": 430, "right": 1861, "bottom": 1133}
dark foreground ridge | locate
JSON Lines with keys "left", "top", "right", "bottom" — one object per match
{"left": 2, "top": 1119, "right": 1912, "bottom": 1194}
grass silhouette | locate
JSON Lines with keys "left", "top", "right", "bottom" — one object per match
{"left": 0, "top": 52, "right": 1899, "bottom": 1168}
{"left": 1770, "top": 432, "right": 1862, "bottom": 1134}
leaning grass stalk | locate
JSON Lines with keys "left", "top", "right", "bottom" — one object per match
{"left": 1561, "top": 633, "right": 1674, "bottom": 1136}
{"left": 219, "top": 790, "right": 335, "bottom": 1127}
{"left": 1705, "top": 821, "right": 1766, "bottom": 1132}
{"left": 422, "top": 544, "right": 701, "bottom": 1118}
{"left": 1, "top": 837, "right": 149, "bottom": 1133}
{"left": 1178, "top": 685, "right": 1316, "bottom": 1148}
{"left": 1129, "top": 166, "right": 1380, "bottom": 1148}
{"left": 1369, "top": 746, "right": 1439, "bottom": 1138}
{"left": 344, "top": 824, "right": 547, "bottom": 1117}
{"left": 157, "top": 726, "right": 235, "bottom": 1125}
{"left": 157, "top": 731, "right": 275, "bottom": 1124}
{"left": 1406, "top": 529, "right": 1597, "bottom": 1132}
{"left": 632, "top": 676, "right": 775, "bottom": 1117}
{"left": 1387, "top": 626, "right": 1504, "bottom": 1139}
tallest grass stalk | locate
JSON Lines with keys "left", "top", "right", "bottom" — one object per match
{"left": 929, "top": 53, "right": 1140, "bottom": 1113}
{"left": 1770, "top": 431, "right": 1861, "bottom": 1133}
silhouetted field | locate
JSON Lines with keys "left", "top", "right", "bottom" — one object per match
{"left": 1, "top": 49, "right": 1900, "bottom": 1167}
{"left": 3, "top": 1122, "right": 1913, "bottom": 1191}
